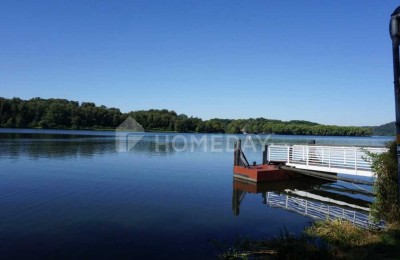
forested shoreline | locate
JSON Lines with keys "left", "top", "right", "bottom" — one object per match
{"left": 0, "top": 97, "right": 372, "bottom": 136}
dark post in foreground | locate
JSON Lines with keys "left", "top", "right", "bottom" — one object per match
{"left": 389, "top": 6, "right": 400, "bottom": 203}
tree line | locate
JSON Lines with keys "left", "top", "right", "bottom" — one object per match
{"left": 0, "top": 97, "right": 371, "bottom": 136}
{"left": 0, "top": 97, "right": 124, "bottom": 129}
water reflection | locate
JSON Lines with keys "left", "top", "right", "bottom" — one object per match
{"left": 0, "top": 130, "right": 393, "bottom": 160}
{"left": 0, "top": 138, "right": 114, "bottom": 159}
{"left": 0, "top": 129, "right": 391, "bottom": 259}
{"left": 232, "top": 178, "right": 384, "bottom": 229}
{"left": 0, "top": 134, "right": 176, "bottom": 159}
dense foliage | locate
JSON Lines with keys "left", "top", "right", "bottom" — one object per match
{"left": 371, "top": 122, "right": 395, "bottom": 136}
{"left": 0, "top": 97, "right": 124, "bottom": 129}
{"left": 0, "top": 97, "right": 371, "bottom": 136}
{"left": 369, "top": 141, "right": 400, "bottom": 224}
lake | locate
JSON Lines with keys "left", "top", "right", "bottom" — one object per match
{"left": 0, "top": 129, "right": 393, "bottom": 259}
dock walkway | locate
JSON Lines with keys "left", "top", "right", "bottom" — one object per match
{"left": 266, "top": 144, "right": 387, "bottom": 177}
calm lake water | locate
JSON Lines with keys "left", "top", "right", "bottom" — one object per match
{"left": 0, "top": 129, "right": 393, "bottom": 259}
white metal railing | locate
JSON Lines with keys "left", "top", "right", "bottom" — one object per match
{"left": 266, "top": 192, "right": 384, "bottom": 229}
{"left": 267, "top": 145, "right": 387, "bottom": 176}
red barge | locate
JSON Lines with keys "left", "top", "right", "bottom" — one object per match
{"left": 233, "top": 140, "right": 297, "bottom": 182}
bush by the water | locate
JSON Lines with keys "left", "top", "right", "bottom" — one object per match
{"left": 369, "top": 141, "right": 400, "bottom": 224}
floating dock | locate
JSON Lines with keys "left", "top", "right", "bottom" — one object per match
{"left": 233, "top": 141, "right": 387, "bottom": 184}
{"left": 233, "top": 140, "right": 298, "bottom": 182}
{"left": 266, "top": 144, "right": 387, "bottom": 177}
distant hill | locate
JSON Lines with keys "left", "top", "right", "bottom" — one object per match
{"left": 371, "top": 122, "right": 395, "bottom": 136}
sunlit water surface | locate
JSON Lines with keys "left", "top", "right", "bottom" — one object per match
{"left": 0, "top": 129, "right": 393, "bottom": 259}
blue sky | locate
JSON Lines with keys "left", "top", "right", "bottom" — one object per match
{"left": 1, "top": 1, "right": 399, "bottom": 126}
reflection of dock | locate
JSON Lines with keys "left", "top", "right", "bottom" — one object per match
{"left": 266, "top": 193, "right": 378, "bottom": 228}
{"left": 232, "top": 178, "right": 384, "bottom": 229}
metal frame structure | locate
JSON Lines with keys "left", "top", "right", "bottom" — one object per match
{"left": 266, "top": 192, "right": 384, "bottom": 229}
{"left": 267, "top": 144, "right": 387, "bottom": 177}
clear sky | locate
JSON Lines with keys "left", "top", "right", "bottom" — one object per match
{"left": 1, "top": 1, "right": 399, "bottom": 126}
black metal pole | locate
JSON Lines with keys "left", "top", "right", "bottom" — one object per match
{"left": 391, "top": 35, "right": 400, "bottom": 130}
{"left": 263, "top": 145, "right": 269, "bottom": 164}
{"left": 390, "top": 10, "right": 400, "bottom": 203}
{"left": 234, "top": 140, "right": 241, "bottom": 166}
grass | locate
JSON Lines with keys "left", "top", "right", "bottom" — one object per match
{"left": 213, "top": 228, "right": 335, "bottom": 259}
{"left": 305, "top": 219, "right": 380, "bottom": 247}
{"left": 306, "top": 220, "right": 400, "bottom": 259}
{"left": 215, "top": 220, "right": 400, "bottom": 259}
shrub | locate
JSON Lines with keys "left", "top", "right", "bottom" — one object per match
{"left": 369, "top": 141, "right": 400, "bottom": 224}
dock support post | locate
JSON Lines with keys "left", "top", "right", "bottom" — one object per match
{"left": 287, "top": 146, "right": 290, "bottom": 163}
{"left": 328, "top": 147, "right": 331, "bottom": 169}
{"left": 234, "top": 140, "right": 240, "bottom": 166}
{"left": 355, "top": 148, "right": 358, "bottom": 175}
{"left": 263, "top": 145, "right": 269, "bottom": 164}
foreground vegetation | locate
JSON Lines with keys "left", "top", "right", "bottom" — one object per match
{"left": 0, "top": 97, "right": 371, "bottom": 136}
{"left": 218, "top": 141, "right": 400, "bottom": 259}
{"left": 368, "top": 141, "right": 400, "bottom": 223}
{"left": 216, "top": 220, "right": 400, "bottom": 259}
